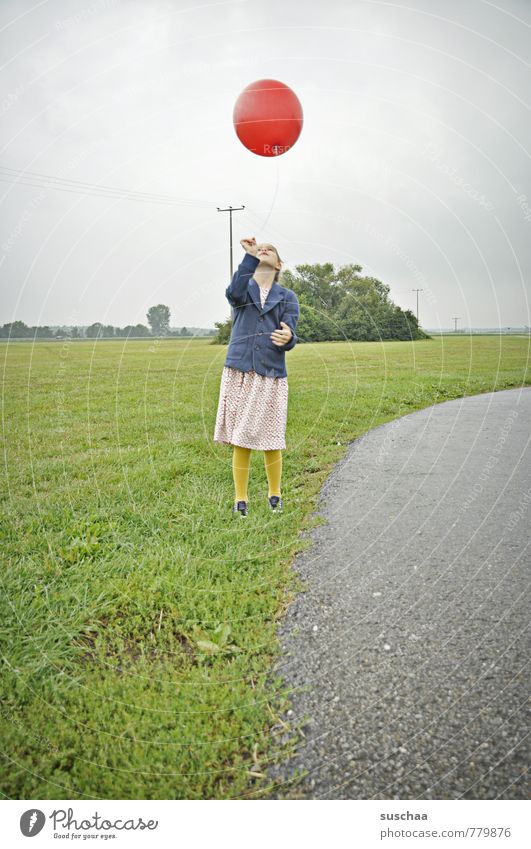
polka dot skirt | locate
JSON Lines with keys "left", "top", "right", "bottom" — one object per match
{"left": 213, "top": 284, "right": 289, "bottom": 451}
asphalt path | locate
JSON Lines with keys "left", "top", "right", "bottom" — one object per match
{"left": 266, "top": 388, "right": 530, "bottom": 799}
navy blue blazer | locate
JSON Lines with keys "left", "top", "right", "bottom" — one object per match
{"left": 224, "top": 251, "right": 300, "bottom": 378}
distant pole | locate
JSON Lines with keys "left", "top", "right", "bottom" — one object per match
{"left": 412, "top": 288, "right": 423, "bottom": 323}
{"left": 452, "top": 316, "right": 460, "bottom": 332}
{"left": 217, "top": 205, "right": 245, "bottom": 280}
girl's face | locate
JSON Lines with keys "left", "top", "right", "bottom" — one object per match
{"left": 257, "top": 243, "right": 282, "bottom": 274}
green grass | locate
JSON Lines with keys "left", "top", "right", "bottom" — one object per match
{"left": 1, "top": 335, "right": 529, "bottom": 799}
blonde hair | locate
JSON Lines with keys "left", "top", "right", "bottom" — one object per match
{"left": 273, "top": 248, "right": 283, "bottom": 282}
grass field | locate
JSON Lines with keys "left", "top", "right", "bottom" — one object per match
{"left": 1, "top": 335, "right": 529, "bottom": 799}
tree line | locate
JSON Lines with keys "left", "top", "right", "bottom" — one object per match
{"left": 0, "top": 305, "right": 215, "bottom": 339}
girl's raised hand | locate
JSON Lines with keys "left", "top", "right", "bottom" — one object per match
{"left": 240, "top": 237, "right": 258, "bottom": 256}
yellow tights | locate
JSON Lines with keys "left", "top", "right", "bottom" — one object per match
{"left": 232, "top": 445, "right": 282, "bottom": 501}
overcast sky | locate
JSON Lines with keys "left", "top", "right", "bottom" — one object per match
{"left": 1, "top": 0, "right": 530, "bottom": 330}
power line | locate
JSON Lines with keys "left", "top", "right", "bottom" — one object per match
{"left": 0, "top": 165, "right": 198, "bottom": 202}
{"left": 0, "top": 175, "right": 186, "bottom": 205}
{"left": 0, "top": 165, "right": 217, "bottom": 207}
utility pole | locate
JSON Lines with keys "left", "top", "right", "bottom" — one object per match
{"left": 217, "top": 205, "right": 245, "bottom": 280}
{"left": 452, "top": 316, "right": 460, "bottom": 332}
{"left": 412, "top": 288, "right": 423, "bottom": 324}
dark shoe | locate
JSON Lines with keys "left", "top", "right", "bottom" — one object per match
{"left": 268, "top": 496, "right": 283, "bottom": 512}
{"left": 233, "top": 500, "right": 248, "bottom": 517}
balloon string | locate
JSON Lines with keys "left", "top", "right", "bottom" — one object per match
{"left": 247, "top": 157, "right": 281, "bottom": 233}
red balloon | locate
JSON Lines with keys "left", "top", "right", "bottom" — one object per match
{"left": 233, "top": 79, "right": 303, "bottom": 157}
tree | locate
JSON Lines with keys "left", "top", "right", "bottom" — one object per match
{"left": 133, "top": 323, "right": 151, "bottom": 337}
{"left": 36, "top": 325, "right": 51, "bottom": 338}
{"left": 147, "top": 304, "right": 170, "bottom": 336}
{"left": 287, "top": 262, "right": 430, "bottom": 342}
{"left": 212, "top": 316, "right": 232, "bottom": 344}
{"left": 0, "top": 320, "right": 31, "bottom": 338}
{"left": 115, "top": 324, "right": 150, "bottom": 337}
{"left": 296, "top": 296, "right": 338, "bottom": 342}
{"left": 282, "top": 262, "right": 348, "bottom": 315}
{"left": 86, "top": 322, "right": 104, "bottom": 338}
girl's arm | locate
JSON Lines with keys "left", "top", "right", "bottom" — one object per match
{"left": 225, "top": 252, "right": 260, "bottom": 307}
{"left": 225, "top": 237, "right": 259, "bottom": 307}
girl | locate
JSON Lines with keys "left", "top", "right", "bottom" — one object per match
{"left": 213, "top": 236, "right": 300, "bottom": 517}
